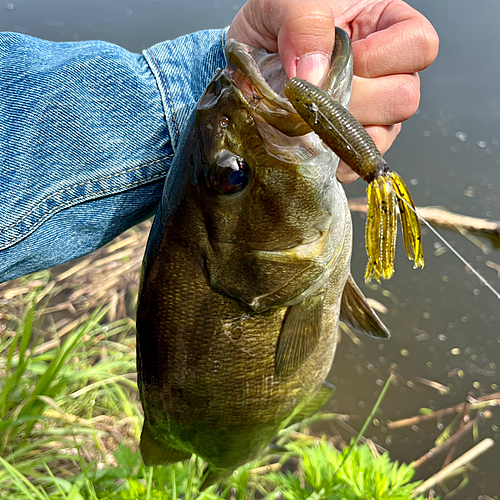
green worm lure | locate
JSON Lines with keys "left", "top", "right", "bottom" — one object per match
{"left": 284, "top": 77, "right": 424, "bottom": 282}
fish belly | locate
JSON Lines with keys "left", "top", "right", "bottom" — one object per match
{"left": 136, "top": 188, "right": 352, "bottom": 470}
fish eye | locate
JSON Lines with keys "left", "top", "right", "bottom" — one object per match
{"left": 209, "top": 152, "right": 250, "bottom": 195}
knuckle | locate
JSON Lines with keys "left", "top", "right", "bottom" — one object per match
{"left": 287, "top": 0, "right": 334, "bottom": 28}
{"left": 280, "top": 0, "right": 336, "bottom": 55}
{"left": 352, "top": 39, "right": 371, "bottom": 77}
{"left": 414, "top": 22, "right": 440, "bottom": 69}
{"left": 395, "top": 75, "right": 420, "bottom": 121}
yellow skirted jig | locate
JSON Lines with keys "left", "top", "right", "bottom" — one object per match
{"left": 284, "top": 77, "right": 424, "bottom": 282}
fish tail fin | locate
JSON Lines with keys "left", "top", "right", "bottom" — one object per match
{"left": 364, "top": 171, "right": 424, "bottom": 282}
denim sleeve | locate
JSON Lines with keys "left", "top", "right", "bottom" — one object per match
{"left": 0, "top": 29, "right": 226, "bottom": 283}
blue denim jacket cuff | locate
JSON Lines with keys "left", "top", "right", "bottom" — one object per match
{"left": 0, "top": 28, "right": 228, "bottom": 282}
{"left": 143, "top": 28, "right": 227, "bottom": 153}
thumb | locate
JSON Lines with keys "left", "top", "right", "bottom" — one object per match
{"left": 275, "top": 0, "right": 335, "bottom": 86}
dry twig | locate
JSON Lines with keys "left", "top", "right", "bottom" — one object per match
{"left": 388, "top": 393, "right": 500, "bottom": 429}
{"left": 412, "top": 438, "right": 495, "bottom": 496}
{"left": 412, "top": 415, "right": 481, "bottom": 468}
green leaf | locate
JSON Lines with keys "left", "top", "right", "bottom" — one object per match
{"left": 113, "top": 444, "right": 141, "bottom": 475}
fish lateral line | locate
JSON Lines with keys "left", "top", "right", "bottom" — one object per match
{"left": 284, "top": 77, "right": 424, "bottom": 282}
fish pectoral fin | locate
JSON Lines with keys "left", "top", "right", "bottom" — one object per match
{"left": 286, "top": 380, "right": 336, "bottom": 425}
{"left": 340, "top": 274, "right": 390, "bottom": 339}
{"left": 275, "top": 293, "right": 324, "bottom": 378}
{"left": 140, "top": 424, "right": 191, "bottom": 466}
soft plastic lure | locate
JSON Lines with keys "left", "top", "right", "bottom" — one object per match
{"left": 284, "top": 77, "right": 424, "bottom": 282}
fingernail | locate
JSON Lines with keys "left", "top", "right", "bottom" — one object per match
{"left": 296, "top": 52, "right": 330, "bottom": 87}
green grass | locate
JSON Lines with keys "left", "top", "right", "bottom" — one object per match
{"left": 269, "top": 440, "right": 421, "bottom": 500}
{"left": 0, "top": 287, "right": 426, "bottom": 500}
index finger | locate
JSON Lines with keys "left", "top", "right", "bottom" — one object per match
{"left": 338, "top": 0, "right": 439, "bottom": 78}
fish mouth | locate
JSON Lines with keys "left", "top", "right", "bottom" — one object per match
{"left": 224, "top": 28, "right": 352, "bottom": 136}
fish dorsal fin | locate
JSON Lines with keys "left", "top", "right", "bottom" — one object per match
{"left": 275, "top": 293, "right": 325, "bottom": 378}
{"left": 140, "top": 424, "right": 191, "bottom": 466}
{"left": 340, "top": 274, "right": 390, "bottom": 339}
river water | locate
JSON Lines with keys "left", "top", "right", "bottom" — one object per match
{"left": 1, "top": 0, "right": 499, "bottom": 497}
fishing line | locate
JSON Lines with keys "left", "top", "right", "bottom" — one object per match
{"left": 395, "top": 193, "right": 500, "bottom": 300}
{"left": 312, "top": 102, "right": 500, "bottom": 299}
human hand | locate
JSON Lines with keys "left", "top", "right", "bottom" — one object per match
{"left": 227, "top": 0, "right": 439, "bottom": 182}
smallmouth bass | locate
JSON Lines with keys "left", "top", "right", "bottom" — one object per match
{"left": 136, "top": 27, "right": 421, "bottom": 485}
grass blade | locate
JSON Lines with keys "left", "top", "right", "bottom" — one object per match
{"left": 335, "top": 374, "right": 393, "bottom": 474}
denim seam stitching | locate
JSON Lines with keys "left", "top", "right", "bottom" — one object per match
{"left": 1, "top": 154, "right": 173, "bottom": 233}
{"left": 146, "top": 49, "right": 179, "bottom": 139}
{"left": 0, "top": 169, "right": 168, "bottom": 250}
